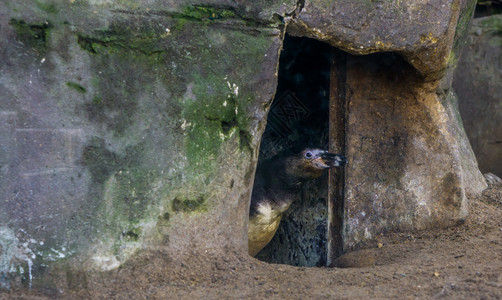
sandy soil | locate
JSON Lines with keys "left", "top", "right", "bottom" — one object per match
{"left": 4, "top": 183, "right": 502, "bottom": 299}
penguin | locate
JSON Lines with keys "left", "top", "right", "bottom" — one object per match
{"left": 248, "top": 148, "right": 346, "bottom": 257}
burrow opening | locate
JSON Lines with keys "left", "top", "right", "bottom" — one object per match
{"left": 250, "top": 34, "right": 423, "bottom": 267}
{"left": 251, "top": 34, "right": 333, "bottom": 267}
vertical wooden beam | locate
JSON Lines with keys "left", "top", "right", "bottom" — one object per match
{"left": 327, "top": 49, "right": 346, "bottom": 265}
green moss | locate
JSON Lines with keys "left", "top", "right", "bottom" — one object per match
{"left": 479, "top": 15, "right": 502, "bottom": 31}
{"left": 122, "top": 227, "right": 141, "bottom": 241}
{"left": 176, "top": 5, "right": 237, "bottom": 21}
{"left": 457, "top": 0, "right": 476, "bottom": 36}
{"left": 81, "top": 135, "right": 165, "bottom": 259}
{"left": 9, "top": 19, "right": 52, "bottom": 51}
{"left": 77, "top": 35, "right": 97, "bottom": 54}
{"left": 92, "top": 95, "right": 102, "bottom": 105}
{"left": 103, "top": 168, "right": 165, "bottom": 257}
{"left": 487, "top": 36, "right": 502, "bottom": 46}
{"left": 76, "top": 18, "right": 169, "bottom": 57}
{"left": 97, "top": 168, "right": 164, "bottom": 256}
{"left": 73, "top": 15, "right": 274, "bottom": 260}
{"left": 176, "top": 26, "right": 273, "bottom": 174}
{"left": 172, "top": 196, "right": 206, "bottom": 212}
{"left": 34, "top": 0, "right": 58, "bottom": 14}
{"left": 183, "top": 107, "right": 236, "bottom": 173}
{"left": 65, "top": 81, "right": 86, "bottom": 93}
{"left": 76, "top": 33, "right": 164, "bottom": 57}
{"left": 110, "top": 168, "right": 158, "bottom": 222}
{"left": 170, "top": 4, "right": 283, "bottom": 31}
{"left": 451, "top": 0, "right": 477, "bottom": 64}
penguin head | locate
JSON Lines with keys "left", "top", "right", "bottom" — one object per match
{"left": 286, "top": 148, "right": 346, "bottom": 180}
{"left": 302, "top": 148, "right": 346, "bottom": 168}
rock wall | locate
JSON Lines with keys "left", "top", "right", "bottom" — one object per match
{"left": 0, "top": 1, "right": 290, "bottom": 287}
{"left": 0, "top": 0, "right": 487, "bottom": 288}
{"left": 454, "top": 14, "right": 502, "bottom": 177}
{"left": 284, "top": 0, "right": 487, "bottom": 254}
{"left": 343, "top": 53, "right": 480, "bottom": 250}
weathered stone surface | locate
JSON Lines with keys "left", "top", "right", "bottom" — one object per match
{"left": 453, "top": 15, "right": 502, "bottom": 177}
{"left": 288, "top": 0, "right": 477, "bottom": 81}
{"left": 0, "top": 0, "right": 487, "bottom": 288}
{"left": 342, "top": 53, "right": 485, "bottom": 250}
{"left": 0, "top": 0, "right": 290, "bottom": 287}
{"left": 283, "top": 0, "right": 486, "bottom": 254}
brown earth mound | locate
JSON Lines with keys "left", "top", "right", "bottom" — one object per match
{"left": 5, "top": 184, "right": 502, "bottom": 299}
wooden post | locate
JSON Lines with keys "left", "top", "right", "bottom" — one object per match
{"left": 327, "top": 49, "right": 346, "bottom": 265}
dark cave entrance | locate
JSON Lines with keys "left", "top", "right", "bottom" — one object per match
{"left": 251, "top": 33, "right": 422, "bottom": 267}
{"left": 253, "top": 35, "right": 345, "bottom": 267}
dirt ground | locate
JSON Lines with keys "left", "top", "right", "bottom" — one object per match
{"left": 4, "top": 183, "right": 502, "bottom": 299}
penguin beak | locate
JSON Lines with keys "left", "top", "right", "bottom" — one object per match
{"left": 320, "top": 152, "right": 347, "bottom": 168}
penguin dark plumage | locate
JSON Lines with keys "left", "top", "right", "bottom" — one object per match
{"left": 248, "top": 148, "right": 347, "bottom": 257}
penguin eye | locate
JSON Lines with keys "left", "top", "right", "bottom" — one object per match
{"left": 304, "top": 151, "right": 313, "bottom": 159}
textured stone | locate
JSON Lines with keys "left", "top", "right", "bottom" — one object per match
{"left": 453, "top": 15, "right": 502, "bottom": 177}
{"left": 288, "top": 0, "right": 476, "bottom": 81}
{"left": 342, "top": 53, "right": 485, "bottom": 250}
{"left": 0, "top": 0, "right": 289, "bottom": 286}
{"left": 280, "top": 0, "right": 487, "bottom": 254}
